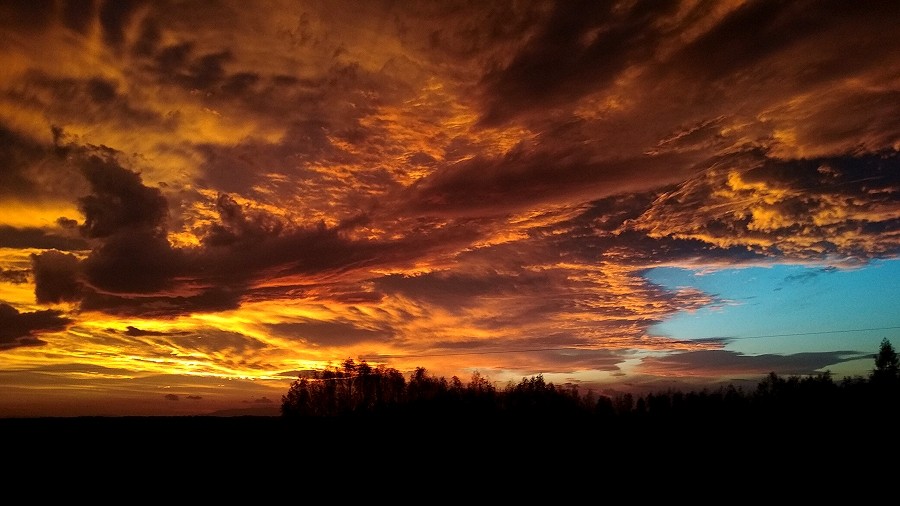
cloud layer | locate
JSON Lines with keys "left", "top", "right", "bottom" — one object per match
{"left": 1, "top": 0, "right": 898, "bottom": 412}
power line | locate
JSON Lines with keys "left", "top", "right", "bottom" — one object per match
{"left": 724, "top": 325, "right": 900, "bottom": 340}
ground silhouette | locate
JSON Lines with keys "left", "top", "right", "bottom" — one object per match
{"left": 4, "top": 339, "right": 897, "bottom": 482}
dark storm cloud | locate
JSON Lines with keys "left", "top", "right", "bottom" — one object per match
{"left": 194, "top": 203, "right": 484, "bottom": 287}
{"left": 77, "top": 154, "right": 168, "bottom": 238}
{"left": 203, "top": 193, "right": 284, "bottom": 247}
{"left": 147, "top": 328, "right": 268, "bottom": 356}
{"left": 198, "top": 219, "right": 368, "bottom": 279}
{"left": 196, "top": 130, "right": 318, "bottom": 196}
{"left": 151, "top": 41, "right": 234, "bottom": 91}
{"left": 22, "top": 151, "right": 189, "bottom": 310}
{"left": 376, "top": 272, "right": 512, "bottom": 309}
{"left": 164, "top": 393, "right": 179, "bottom": 401}
{"left": 479, "top": 0, "right": 680, "bottom": 125}
{"left": 651, "top": 2, "right": 900, "bottom": 157}
{"left": 269, "top": 319, "right": 390, "bottom": 346}
{"left": 552, "top": 205, "right": 767, "bottom": 268}
{"left": 56, "top": 217, "right": 79, "bottom": 229}
{"left": 470, "top": 0, "right": 900, "bottom": 164}
{"left": 639, "top": 349, "right": 864, "bottom": 378}
{"left": 742, "top": 151, "right": 900, "bottom": 198}
{"left": 152, "top": 41, "right": 191, "bottom": 75}
{"left": 78, "top": 287, "right": 243, "bottom": 317}
{"left": 31, "top": 250, "right": 82, "bottom": 304}
{"left": 83, "top": 230, "right": 181, "bottom": 293}
{"left": 48, "top": 163, "right": 482, "bottom": 316}
{"left": 86, "top": 78, "right": 117, "bottom": 103}
{"left": 221, "top": 72, "right": 261, "bottom": 96}
{"left": 196, "top": 114, "right": 361, "bottom": 194}
{"left": 99, "top": 0, "right": 143, "bottom": 49}
{"left": 0, "top": 125, "right": 54, "bottom": 197}
{"left": 62, "top": 0, "right": 97, "bottom": 35}
{"left": 646, "top": 117, "right": 730, "bottom": 156}
{"left": 37, "top": 149, "right": 482, "bottom": 316}
{"left": 0, "top": 302, "right": 72, "bottom": 350}
{"left": 131, "top": 15, "right": 161, "bottom": 57}
{"left": 628, "top": 150, "right": 900, "bottom": 261}
{"left": 0, "top": 0, "right": 56, "bottom": 30}
{"left": 192, "top": 69, "right": 387, "bottom": 195}
{"left": 0, "top": 127, "right": 35, "bottom": 190}
{"left": 0, "top": 268, "right": 29, "bottom": 284}
{"left": 103, "top": 10, "right": 417, "bottom": 198}
{"left": 134, "top": 14, "right": 385, "bottom": 118}
{"left": 375, "top": 269, "right": 566, "bottom": 315}
{"left": 398, "top": 0, "right": 545, "bottom": 59}
{"left": 123, "top": 326, "right": 187, "bottom": 337}
{"left": 7, "top": 73, "right": 166, "bottom": 138}
{"left": 0, "top": 225, "right": 88, "bottom": 251}
{"left": 404, "top": 143, "right": 698, "bottom": 217}
{"left": 316, "top": 286, "right": 385, "bottom": 305}
{"left": 664, "top": 0, "right": 900, "bottom": 87}
{"left": 759, "top": 89, "right": 900, "bottom": 159}
{"left": 507, "top": 346, "right": 625, "bottom": 375}
{"left": 68, "top": 153, "right": 185, "bottom": 294}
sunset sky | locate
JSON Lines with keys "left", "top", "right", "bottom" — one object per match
{"left": 2, "top": 0, "right": 899, "bottom": 417}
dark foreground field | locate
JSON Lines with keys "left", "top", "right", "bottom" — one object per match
{"left": 2, "top": 411, "right": 894, "bottom": 497}
{"left": 4, "top": 409, "right": 891, "bottom": 458}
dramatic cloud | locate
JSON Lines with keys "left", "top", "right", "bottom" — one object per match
{"left": 77, "top": 154, "right": 169, "bottom": 239}
{"left": 1, "top": 0, "right": 898, "bottom": 415}
{"left": 31, "top": 250, "right": 82, "bottom": 304}
{"left": 628, "top": 150, "right": 900, "bottom": 262}
{"left": 123, "top": 326, "right": 186, "bottom": 337}
{"left": 0, "top": 268, "right": 29, "bottom": 284}
{"left": 637, "top": 349, "right": 865, "bottom": 378}
{"left": 478, "top": 0, "right": 682, "bottom": 125}
{"left": 268, "top": 319, "right": 390, "bottom": 347}
{"left": 0, "top": 225, "right": 87, "bottom": 251}
{"left": 0, "top": 302, "right": 71, "bottom": 350}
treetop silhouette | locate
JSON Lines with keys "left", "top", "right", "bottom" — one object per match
{"left": 872, "top": 337, "right": 899, "bottom": 383}
{"left": 282, "top": 341, "right": 900, "bottom": 421}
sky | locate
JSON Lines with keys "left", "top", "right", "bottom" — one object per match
{"left": 1, "top": 0, "right": 899, "bottom": 417}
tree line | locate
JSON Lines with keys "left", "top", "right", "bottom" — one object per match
{"left": 281, "top": 338, "right": 900, "bottom": 422}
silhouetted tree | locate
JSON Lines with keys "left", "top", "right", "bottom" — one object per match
{"left": 594, "top": 395, "right": 615, "bottom": 419}
{"left": 341, "top": 358, "right": 357, "bottom": 411}
{"left": 872, "top": 338, "right": 899, "bottom": 383}
{"left": 281, "top": 340, "right": 900, "bottom": 425}
{"left": 613, "top": 392, "right": 634, "bottom": 416}
{"left": 281, "top": 377, "right": 314, "bottom": 417}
